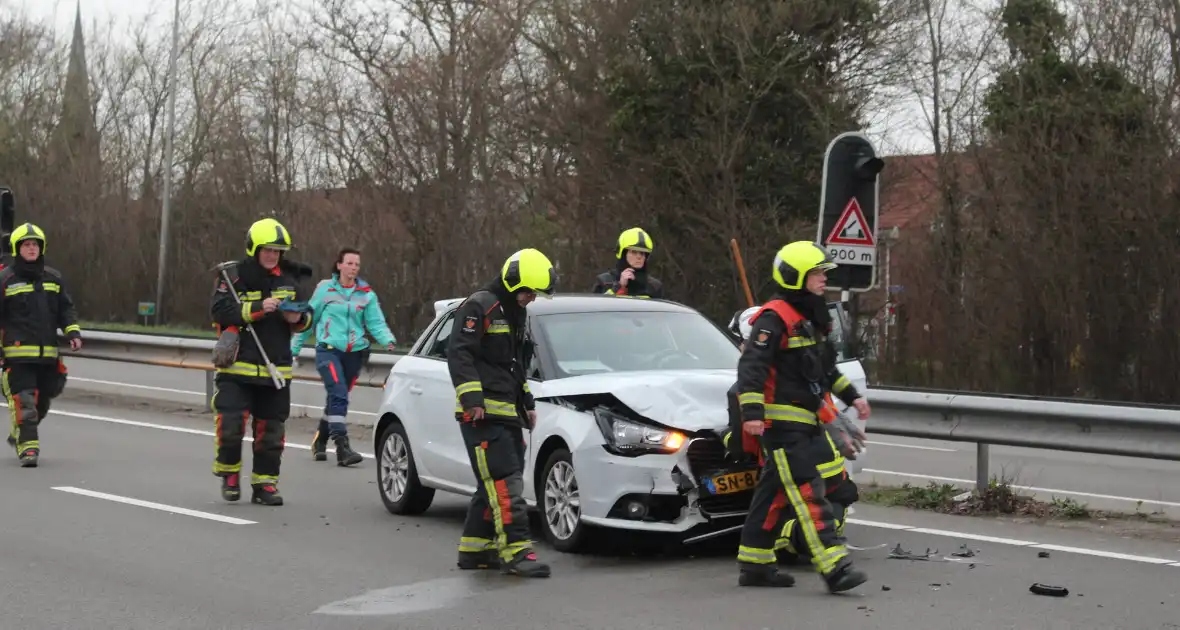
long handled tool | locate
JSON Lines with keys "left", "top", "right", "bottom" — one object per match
{"left": 212, "top": 260, "right": 286, "bottom": 389}
{"left": 729, "top": 238, "right": 755, "bottom": 308}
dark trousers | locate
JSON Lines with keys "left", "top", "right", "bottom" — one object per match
{"left": 458, "top": 421, "right": 532, "bottom": 562}
{"left": 211, "top": 376, "right": 291, "bottom": 486}
{"left": 314, "top": 346, "right": 363, "bottom": 437}
{"left": 736, "top": 430, "right": 849, "bottom": 576}
{"left": 780, "top": 472, "right": 859, "bottom": 556}
{"left": 4, "top": 361, "right": 65, "bottom": 452}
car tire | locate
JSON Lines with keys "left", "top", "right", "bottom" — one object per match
{"left": 538, "top": 448, "right": 589, "bottom": 553}
{"left": 377, "top": 421, "right": 434, "bottom": 515}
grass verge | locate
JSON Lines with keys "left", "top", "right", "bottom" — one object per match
{"left": 859, "top": 477, "right": 1174, "bottom": 524}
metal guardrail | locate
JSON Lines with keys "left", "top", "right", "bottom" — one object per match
{"left": 58, "top": 331, "right": 1180, "bottom": 493}
{"left": 862, "top": 387, "right": 1180, "bottom": 491}
{"left": 65, "top": 330, "right": 398, "bottom": 404}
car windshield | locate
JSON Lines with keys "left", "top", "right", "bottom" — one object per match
{"left": 536, "top": 310, "right": 740, "bottom": 378}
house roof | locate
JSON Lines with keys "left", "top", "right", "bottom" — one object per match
{"left": 879, "top": 154, "right": 939, "bottom": 231}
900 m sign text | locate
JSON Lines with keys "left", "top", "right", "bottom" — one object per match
{"left": 827, "top": 244, "right": 876, "bottom": 266}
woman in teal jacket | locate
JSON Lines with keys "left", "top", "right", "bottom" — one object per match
{"left": 292, "top": 247, "right": 397, "bottom": 466}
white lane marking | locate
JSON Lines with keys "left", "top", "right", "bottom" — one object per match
{"left": 25, "top": 406, "right": 377, "bottom": 459}
{"left": 850, "top": 517, "right": 1180, "bottom": 566}
{"left": 64, "top": 377, "right": 377, "bottom": 416}
{"left": 866, "top": 441, "right": 957, "bottom": 452}
{"left": 31, "top": 405, "right": 1180, "bottom": 568}
{"left": 21, "top": 403, "right": 1179, "bottom": 509}
{"left": 52, "top": 486, "right": 257, "bottom": 525}
{"left": 862, "top": 468, "right": 1180, "bottom": 509}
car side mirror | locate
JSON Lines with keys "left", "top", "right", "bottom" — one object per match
{"left": 526, "top": 341, "right": 543, "bottom": 380}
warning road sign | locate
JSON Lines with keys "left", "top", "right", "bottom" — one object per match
{"left": 826, "top": 198, "right": 875, "bottom": 247}
{"left": 825, "top": 197, "right": 876, "bottom": 267}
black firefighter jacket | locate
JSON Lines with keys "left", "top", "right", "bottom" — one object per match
{"left": 446, "top": 284, "right": 535, "bottom": 427}
{"left": 211, "top": 258, "right": 312, "bottom": 386}
{"left": 0, "top": 258, "right": 81, "bottom": 365}
{"left": 735, "top": 302, "right": 861, "bottom": 433}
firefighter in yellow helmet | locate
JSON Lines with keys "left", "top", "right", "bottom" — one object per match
{"left": 732, "top": 241, "right": 871, "bottom": 592}
{"left": 448, "top": 248, "right": 556, "bottom": 578}
{"left": 721, "top": 305, "right": 866, "bottom": 567}
{"left": 209, "top": 217, "right": 313, "bottom": 506}
{"left": 591, "top": 227, "right": 664, "bottom": 299}
{"left": 1, "top": 223, "right": 83, "bottom": 467}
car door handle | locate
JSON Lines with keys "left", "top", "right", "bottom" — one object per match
{"left": 409, "top": 385, "right": 423, "bottom": 395}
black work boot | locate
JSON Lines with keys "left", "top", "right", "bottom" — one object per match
{"left": 457, "top": 550, "right": 500, "bottom": 570}
{"left": 823, "top": 557, "right": 868, "bottom": 593}
{"left": 335, "top": 436, "right": 363, "bottom": 467}
{"left": 252, "top": 483, "right": 284, "bottom": 506}
{"left": 776, "top": 549, "right": 810, "bottom": 567}
{"left": 311, "top": 421, "right": 329, "bottom": 462}
{"left": 738, "top": 562, "right": 796, "bottom": 587}
{"left": 6, "top": 434, "right": 14, "bottom": 449}
{"left": 220, "top": 473, "right": 241, "bottom": 502}
{"left": 501, "top": 551, "right": 551, "bottom": 578}
{"left": 18, "top": 447, "right": 38, "bottom": 468}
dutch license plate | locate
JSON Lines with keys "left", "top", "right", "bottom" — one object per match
{"left": 705, "top": 469, "right": 760, "bottom": 495}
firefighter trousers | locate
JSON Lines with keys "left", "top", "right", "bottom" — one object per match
{"left": 779, "top": 472, "right": 859, "bottom": 556}
{"left": 458, "top": 420, "right": 533, "bottom": 563}
{"left": 211, "top": 375, "right": 291, "bottom": 486}
{"left": 3, "top": 361, "right": 66, "bottom": 454}
{"left": 736, "top": 430, "right": 850, "bottom": 576}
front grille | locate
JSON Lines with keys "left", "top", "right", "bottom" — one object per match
{"left": 686, "top": 437, "right": 728, "bottom": 474}
{"left": 686, "top": 437, "right": 756, "bottom": 517}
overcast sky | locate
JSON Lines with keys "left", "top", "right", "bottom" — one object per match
{"left": 17, "top": 0, "right": 935, "bottom": 156}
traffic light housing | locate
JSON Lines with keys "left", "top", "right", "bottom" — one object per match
{"left": 0, "top": 187, "right": 13, "bottom": 239}
{"left": 815, "top": 132, "right": 884, "bottom": 293}
{"left": 1, "top": 187, "right": 13, "bottom": 265}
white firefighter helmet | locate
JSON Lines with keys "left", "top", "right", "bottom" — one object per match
{"left": 736, "top": 306, "right": 760, "bottom": 340}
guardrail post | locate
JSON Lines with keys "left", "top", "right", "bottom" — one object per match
{"left": 976, "top": 442, "right": 990, "bottom": 493}
{"left": 205, "top": 371, "right": 214, "bottom": 410}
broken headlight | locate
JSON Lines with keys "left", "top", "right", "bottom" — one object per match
{"left": 593, "top": 408, "right": 685, "bottom": 457}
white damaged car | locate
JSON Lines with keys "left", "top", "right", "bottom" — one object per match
{"left": 371, "top": 294, "right": 867, "bottom": 552}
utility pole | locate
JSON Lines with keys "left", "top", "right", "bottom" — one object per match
{"left": 154, "top": 0, "right": 182, "bottom": 324}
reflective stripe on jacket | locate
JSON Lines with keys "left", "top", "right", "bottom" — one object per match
{"left": 0, "top": 264, "right": 81, "bottom": 365}
{"left": 211, "top": 258, "right": 311, "bottom": 385}
{"left": 446, "top": 289, "right": 534, "bottom": 427}
{"left": 735, "top": 298, "right": 860, "bottom": 429}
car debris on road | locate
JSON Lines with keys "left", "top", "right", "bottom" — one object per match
{"left": 1030, "top": 583, "right": 1070, "bottom": 597}
{"left": 886, "top": 542, "right": 990, "bottom": 565}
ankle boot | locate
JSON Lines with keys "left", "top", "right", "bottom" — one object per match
{"left": 501, "top": 551, "right": 551, "bottom": 578}
{"left": 738, "top": 562, "right": 796, "bottom": 587}
{"left": 335, "top": 435, "right": 363, "bottom": 467}
{"left": 311, "top": 420, "right": 329, "bottom": 461}
{"left": 18, "top": 447, "right": 39, "bottom": 468}
{"left": 823, "top": 557, "right": 868, "bottom": 593}
{"left": 220, "top": 473, "right": 241, "bottom": 502}
{"left": 251, "top": 483, "right": 284, "bottom": 506}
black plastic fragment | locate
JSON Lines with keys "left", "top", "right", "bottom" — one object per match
{"left": 1030, "top": 583, "right": 1069, "bottom": 597}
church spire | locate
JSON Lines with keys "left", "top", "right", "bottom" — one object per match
{"left": 51, "top": 1, "right": 101, "bottom": 179}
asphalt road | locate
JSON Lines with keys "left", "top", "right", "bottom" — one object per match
{"left": 60, "top": 356, "right": 1180, "bottom": 517}
{"left": 3, "top": 396, "right": 1180, "bottom": 629}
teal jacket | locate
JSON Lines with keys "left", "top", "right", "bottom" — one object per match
{"left": 290, "top": 275, "right": 396, "bottom": 354}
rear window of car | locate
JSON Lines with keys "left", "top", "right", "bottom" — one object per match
{"left": 537, "top": 310, "right": 740, "bottom": 378}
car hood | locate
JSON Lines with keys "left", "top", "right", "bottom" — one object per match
{"left": 532, "top": 369, "right": 735, "bottom": 432}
